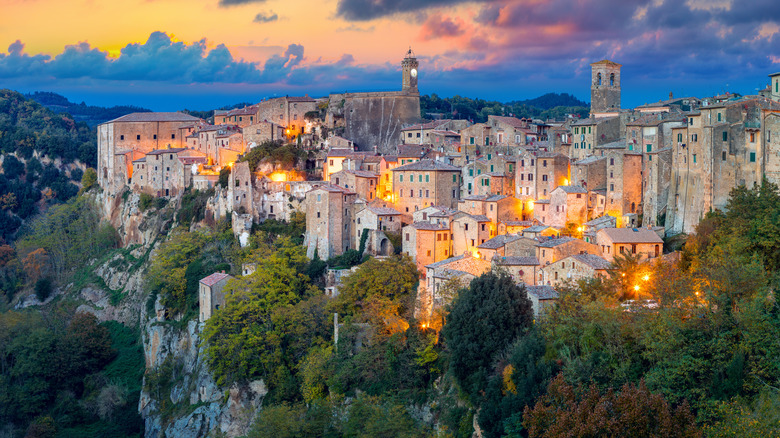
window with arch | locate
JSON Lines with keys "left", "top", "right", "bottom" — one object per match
{"left": 610, "top": 73, "right": 615, "bottom": 86}
{"left": 597, "top": 73, "right": 602, "bottom": 86}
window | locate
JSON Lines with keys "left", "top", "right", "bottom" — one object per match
{"left": 425, "top": 174, "right": 430, "bottom": 182}
{"left": 120, "top": 135, "right": 124, "bottom": 140}
{"left": 137, "top": 135, "right": 141, "bottom": 140}
{"left": 417, "top": 133, "right": 421, "bottom": 138}
{"left": 693, "top": 154, "right": 697, "bottom": 164}
{"left": 677, "top": 133, "right": 683, "bottom": 142}
{"left": 588, "top": 127, "right": 592, "bottom": 134}
{"left": 405, "top": 233, "right": 410, "bottom": 241}
{"left": 722, "top": 151, "right": 727, "bottom": 161}
{"left": 722, "top": 131, "right": 728, "bottom": 141}
{"left": 464, "top": 224, "right": 469, "bottom": 231}
{"left": 609, "top": 73, "right": 614, "bottom": 86}
{"left": 689, "top": 118, "right": 693, "bottom": 126}
{"left": 317, "top": 194, "right": 321, "bottom": 202}
{"left": 469, "top": 168, "right": 473, "bottom": 177}
{"left": 750, "top": 152, "right": 756, "bottom": 162}
{"left": 153, "top": 134, "right": 157, "bottom": 140}
{"left": 481, "top": 224, "right": 485, "bottom": 231}
{"left": 750, "top": 132, "right": 755, "bottom": 143}
{"left": 692, "top": 133, "right": 698, "bottom": 142}
{"left": 426, "top": 190, "right": 429, "bottom": 197}
{"left": 452, "top": 174, "right": 457, "bottom": 183}
{"left": 531, "top": 159, "right": 534, "bottom": 166}
{"left": 470, "top": 137, "right": 475, "bottom": 145}
{"left": 717, "top": 112, "right": 722, "bottom": 122}
{"left": 171, "top": 134, "right": 175, "bottom": 139}
{"left": 646, "top": 144, "right": 652, "bottom": 153}
{"left": 542, "top": 175, "right": 548, "bottom": 181}
{"left": 543, "top": 160, "right": 547, "bottom": 167}
{"left": 410, "top": 174, "right": 414, "bottom": 182}
{"left": 610, "top": 183, "right": 615, "bottom": 191}
{"left": 610, "top": 158, "right": 614, "bottom": 165}
{"left": 317, "top": 212, "right": 321, "bottom": 218}
{"left": 597, "top": 73, "right": 602, "bottom": 86}
{"left": 399, "top": 175, "right": 403, "bottom": 182}
{"left": 427, "top": 250, "right": 431, "bottom": 256}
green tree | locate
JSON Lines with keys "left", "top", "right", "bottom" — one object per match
{"left": 80, "top": 167, "right": 97, "bottom": 193}
{"left": 146, "top": 228, "right": 210, "bottom": 315}
{"left": 442, "top": 272, "right": 532, "bottom": 399}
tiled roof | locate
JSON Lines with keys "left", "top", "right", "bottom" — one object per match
{"left": 536, "top": 236, "right": 578, "bottom": 248}
{"left": 132, "top": 157, "right": 146, "bottom": 163}
{"left": 599, "top": 227, "right": 663, "bottom": 244}
{"left": 585, "top": 215, "right": 616, "bottom": 226}
{"left": 408, "top": 221, "right": 448, "bottom": 231}
{"left": 469, "top": 214, "right": 490, "bottom": 222}
{"left": 524, "top": 225, "right": 552, "bottom": 233}
{"left": 397, "top": 145, "right": 431, "bottom": 158}
{"left": 105, "top": 112, "right": 201, "bottom": 124}
{"left": 392, "top": 159, "right": 461, "bottom": 172}
{"left": 479, "top": 234, "right": 521, "bottom": 249}
{"left": 486, "top": 194, "right": 508, "bottom": 202}
{"left": 590, "top": 59, "right": 622, "bottom": 67}
{"left": 328, "top": 148, "right": 357, "bottom": 157}
{"left": 526, "top": 285, "right": 559, "bottom": 300}
{"left": 426, "top": 255, "right": 467, "bottom": 269}
{"left": 309, "top": 184, "right": 353, "bottom": 194}
{"left": 401, "top": 119, "right": 451, "bottom": 131}
{"left": 335, "top": 169, "right": 378, "bottom": 178}
{"left": 595, "top": 140, "right": 628, "bottom": 150}
{"left": 200, "top": 272, "right": 232, "bottom": 287}
{"left": 489, "top": 115, "right": 528, "bottom": 129}
{"left": 146, "top": 148, "right": 189, "bottom": 155}
{"left": 366, "top": 206, "right": 401, "bottom": 216}
{"left": 494, "top": 256, "right": 540, "bottom": 266}
{"left": 570, "top": 253, "right": 612, "bottom": 270}
{"left": 555, "top": 185, "right": 588, "bottom": 194}
{"left": 574, "top": 156, "right": 607, "bottom": 165}
{"left": 502, "top": 220, "right": 534, "bottom": 227}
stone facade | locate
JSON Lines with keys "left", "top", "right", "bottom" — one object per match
{"left": 402, "top": 222, "right": 452, "bottom": 273}
{"left": 304, "top": 185, "right": 357, "bottom": 259}
{"left": 198, "top": 272, "right": 233, "bottom": 322}
{"left": 548, "top": 186, "right": 589, "bottom": 228}
{"left": 596, "top": 227, "right": 663, "bottom": 262}
{"left": 539, "top": 253, "right": 611, "bottom": 287}
{"left": 330, "top": 169, "right": 379, "bottom": 201}
{"left": 515, "top": 151, "right": 570, "bottom": 200}
{"left": 392, "top": 159, "right": 461, "bottom": 214}
{"left": 590, "top": 59, "right": 622, "bottom": 114}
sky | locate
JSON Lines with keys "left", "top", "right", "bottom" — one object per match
{"left": 1, "top": 0, "right": 779, "bottom": 111}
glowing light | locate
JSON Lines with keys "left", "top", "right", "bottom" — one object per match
{"left": 269, "top": 171, "right": 287, "bottom": 182}
{"left": 577, "top": 226, "right": 583, "bottom": 232}
{"left": 643, "top": 274, "right": 650, "bottom": 281}
{"left": 563, "top": 178, "right": 569, "bottom": 186}
{"left": 421, "top": 323, "right": 428, "bottom": 329}
{"left": 527, "top": 200, "right": 535, "bottom": 211}
{"left": 634, "top": 285, "right": 640, "bottom": 292}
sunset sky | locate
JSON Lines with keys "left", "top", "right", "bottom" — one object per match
{"left": 1, "top": 0, "right": 778, "bottom": 110}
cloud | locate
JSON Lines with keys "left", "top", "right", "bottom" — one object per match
{"left": 419, "top": 14, "right": 465, "bottom": 40}
{"left": 253, "top": 11, "right": 278, "bottom": 23}
{"left": 219, "top": 0, "right": 266, "bottom": 6}
{"left": 336, "top": 0, "right": 490, "bottom": 21}
{"left": 336, "top": 24, "right": 376, "bottom": 32}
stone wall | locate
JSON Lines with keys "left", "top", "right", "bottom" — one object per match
{"left": 327, "top": 91, "right": 421, "bottom": 154}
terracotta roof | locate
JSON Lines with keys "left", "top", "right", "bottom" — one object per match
{"left": 555, "top": 185, "right": 588, "bottom": 194}
{"left": 309, "top": 184, "right": 353, "bottom": 194}
{"left": 328, "top": 148, "right": 357, "bottom": 157}
{"left": 526, "top": 285, "right": 559, "bottom": 300}
{"left": 479, "top": 234, "right": 521, "bottom": 249}
{"left": 366, "top": 206, "right": 401, "bottom": 216}
{"left": 105, "top": 112, "right": 201, "bottom": 124}
{"left": 536, "top": 236, "right": 578, "bottom": 248}
{"left": 590, "top": 59, "right": 622, "bottom": 67}
{"left": 494, "top": 256, "right": 540, "bottom": 266}
{"left": 570, "top": 254, "right": 612, "bottom": 270}
{"left": 393, "top": 159, "right": 461, "bottom": 172}
{"left": 408, "top": 221, "right": 448, "bottom": 231}
{"left": 200, "top": 272, "right": 232, "bottom": 287}
{"left": 489, "top": 115, "right": 528, "bottom": 129}
{"left": 146, "top": 148, "right": 189, "bottom": 155}
{"left": 599, "top": 227, "right": 663, "bottom": 244}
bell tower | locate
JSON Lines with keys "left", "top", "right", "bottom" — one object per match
{"left": 590, "top": 59, "right": 621, "bottom": 114}
{"left": 401, "top": 48, "right": 419, "bottom": 94}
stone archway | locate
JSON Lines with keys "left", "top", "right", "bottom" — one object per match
{"left": 380, "top": 238, "right": 391, "bottom": 256}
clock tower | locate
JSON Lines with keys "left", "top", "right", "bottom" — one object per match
{"left": 401, "top": 48, "right": 419, "bottom": 94}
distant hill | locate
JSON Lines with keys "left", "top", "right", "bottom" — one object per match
{"left": 0, "top": 90, "right": 94, "bottom": 240}
{"left": 509, "top": 93, "right": 588, "bottom": 110}
{"left": 25, "top": 91, "right": 151, "bottom": 127}
{"left": 421, "top": 93, "right": 589, "bottom": 123}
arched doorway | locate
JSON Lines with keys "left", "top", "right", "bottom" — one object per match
{"left": 380, "top": 238, "right": 391, "bottom": 256}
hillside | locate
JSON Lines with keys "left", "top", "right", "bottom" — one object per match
{"left": 25, "top": 91, "right": 151, "bottom": 127}
{"left": 421, "top": 92, "right": 589, "bottom": 123}
{"left": 0, "top": 89, "right": 94, "bottom": 240}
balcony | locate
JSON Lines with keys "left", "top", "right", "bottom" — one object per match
{"left": 744, "top": 121, "right": 761, "bottom": 130}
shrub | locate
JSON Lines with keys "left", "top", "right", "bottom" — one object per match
{"left": 34, "top": 277, "right": 53, "bottom": 301}
{"left": 139, "top": 193, "right": 154, "bottom": 212}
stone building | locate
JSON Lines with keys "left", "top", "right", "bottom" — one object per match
{"left": 130, "top": 147, "right": 199, "bottom": 197}
{"left": 391, "top": 159, "right": 461, "bottom": 214}
{"left": 570, "top": 117, "right": 622, "bottom": 161}
{"left": 304, "top": 184, "right": 357, "bottom": 259}
{"left": 451, "top": 213, "right": 494, "bottom": 257}
{"left": 526, "top": 285, "right": 559, "bottom": 318}
{"left": 492, "top": 256, "right": 540, "bottom": 286}
{"left": 571, "top": 155, "right": 607, "bottom": 190}
{"left": 243, "top": 121, "right": 285, "bottom": 147}
{"left": 199, "top": 272, "right": 233, "bottom": 322}
{"left": 477, "top": 234, "right": 521, "bottom": 260}
{"left": 515, "top": 151, "right": 570, "bottom": 200}
{"left": 458, "top": 194, "right": 523, "bottom": 225}
{"left": 535, "top": 236, "right": 601, "bottom": 267}
{"left": 666, "top": 97, "right": 780, "bottom": 234}
{"left": 486, "top": 115, "right": 534, "bottom": 147}
{"left": 326, "top": 50, "right": 421, "bottom": 153}
{"left": 400, "top": 119, "right": 470, "bottom": 144}
{"left": 590, "top": 59, "right": 622, "bottom": 114}
{"left": 548, "top": 186, "right": 589, "bottom": 228}
{"left": 540, "top": 253, "right": 611, "bottom": 286}
{"left": 330, "top": 169, "right": 379, "bottom": 201}
{"left": 97, "top": 112, "right": 202, "bottom": 194}
{"left": 424, "top": 254, "right": 491, "bottom": 308}
{"left": 402, "top": 222, "right": 452, "bottom": 273}
{"left": 355, "top": 206, "right": 402, "bottom": 251}
{"left": 596, "top": 227, "right": 663, "bottom": 262}
{"left": 255, "top": 96, "right": 317, "bottom": 137}
{"left": 214, "top": 105, "right": 260, "bottom": 127}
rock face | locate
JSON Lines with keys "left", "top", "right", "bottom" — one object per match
{"left": 75, "top": 189, "right": 265, "bottom": 437}
{"left": 140, "top": 315, "right": 266, "bottom": 438}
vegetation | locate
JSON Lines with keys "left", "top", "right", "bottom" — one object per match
{"left": 238, "top": 139, "right": 307, "bottom": 171}
{"left": 0, "top": 311, "right": 143, "bottom": 437}
{"left": 421, "top": 92, "right": 589, "bottom": 123}
{"left": 25, "top": 91, "right": 151, "bottom": 127}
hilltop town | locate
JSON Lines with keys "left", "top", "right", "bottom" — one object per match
{"left": 95, "top": 50, "right": 780, "bottom": 319}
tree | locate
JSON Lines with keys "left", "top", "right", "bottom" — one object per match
{"left": 80, "top": 167, "right": 97, "bottom": 193}
{"left": 442, "top": 272, "right": 533, "bottom": 399}
{"left": 328, "top": 255, "right": 419, "bottom": 330}
{"left": 522, "top": 375, "right": 701, "bottom": 438}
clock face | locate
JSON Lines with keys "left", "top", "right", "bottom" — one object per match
{"left": 410, "top": 68, "right": 417, "bottom": 78}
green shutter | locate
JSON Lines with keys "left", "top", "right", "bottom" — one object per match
{"left": 646, "top": 144, "right": 652, "bottom": 153}
{"left": 750, "top": 152, "right": 756, "bottom": 162}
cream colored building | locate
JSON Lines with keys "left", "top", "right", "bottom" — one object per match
{"left": 540, "top": 253, "right": 611, "bottom": 286}
{"left": 304, "top": 184, "right": 357, "bottom": 259}
{"left": 199, "top": 272, "right": 233, "bottom": 322}
{"left": 596, "top": 227, "right": 663, "bottom": 262}
{"left": 391, "top": 160, "right": 461, "bottom": 214}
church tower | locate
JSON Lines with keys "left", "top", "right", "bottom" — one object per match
{"left": 401, "top": 48, "right": 419, "bottom": 94}
{"left": 590, "top": 60, "right": 621, "bottom": 114}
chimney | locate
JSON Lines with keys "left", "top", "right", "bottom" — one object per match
{"left": 669, "top": 92, "right": 673, "bottom": 100}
